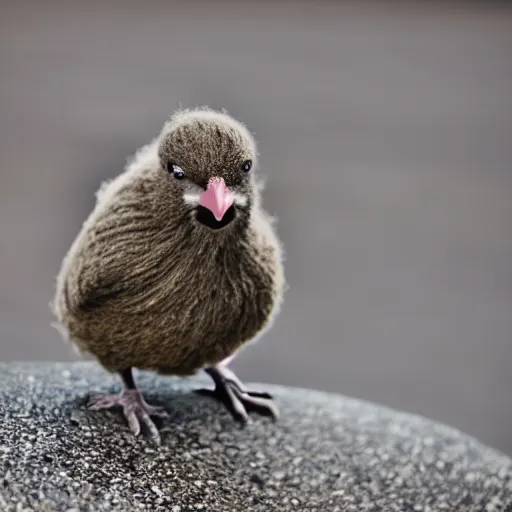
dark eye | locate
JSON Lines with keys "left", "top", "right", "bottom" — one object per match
{"left": 167, "top": 162, "right": 185, "bottom": 179}
{"left": 241, "top": 159, "right": 252, "bottom": 172}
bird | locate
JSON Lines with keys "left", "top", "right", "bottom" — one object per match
{"left": 51, "top": 107, "right": 286, "bottom": 443}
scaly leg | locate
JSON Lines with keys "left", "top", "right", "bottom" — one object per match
{"left": 87, "top": 368, "right": 168, "bottom": 443}
{"left": 195, "top": 364, "right": 279, "bottom": 424}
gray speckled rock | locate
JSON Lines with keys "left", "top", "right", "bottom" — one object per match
{"left": 0, "top": 362, "right": 511, "bottom": 512}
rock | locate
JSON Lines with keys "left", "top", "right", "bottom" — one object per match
{"left": 0, "top": 362, "right": 511, "bottom": 511}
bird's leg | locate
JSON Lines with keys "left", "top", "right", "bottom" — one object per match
{"left": 87, "top": 367, "right": 168, "bottom": 443}
{"left": 195, "top": 365, "right": 279, "bottom": 424}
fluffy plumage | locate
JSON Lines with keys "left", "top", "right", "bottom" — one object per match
{"left": 51, "top": 107, "right": 285, "bottom": 439}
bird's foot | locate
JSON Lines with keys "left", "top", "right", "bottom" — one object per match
{"left": 87, "top": 389, "right": 168, "bottom": 443}
{"left": 195, "top": 366, "right": 279, "bottom": 424}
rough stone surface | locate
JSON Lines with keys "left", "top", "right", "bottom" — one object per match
{"left": 0, "top": 362, "right": 511, "bottom": 512}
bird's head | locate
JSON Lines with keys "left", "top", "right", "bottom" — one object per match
{"left": 157, "top": 108, "right": 259, "bottom": 233}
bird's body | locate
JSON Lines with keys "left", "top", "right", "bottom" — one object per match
{"left": 52, "top": 107, "right": 285, "bottom": 441}
{"left": 54, "top": 166, "right": 282, "bottom": 375}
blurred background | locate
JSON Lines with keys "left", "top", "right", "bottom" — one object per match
{"left": 1, "top": 0, "right": 511, "bottom": 455}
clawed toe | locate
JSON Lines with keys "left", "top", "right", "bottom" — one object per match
{"left": 87, "top": 389, "right": 167, "bottom": 443}
{"left": 145, "top": 404, "right": 169, "bottom": 418}
{"left": 196, "top": 369, "right": 279, "bottom": 424}
{"left": 245, "top": 390, "right": 273, "bottom": 400}
{"left": 87, "top": 394, "right": 120, "bottom": 410}
{"left": 231, "top": 384, "right": 279, "bottom": 421}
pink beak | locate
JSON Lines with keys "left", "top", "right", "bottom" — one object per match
{"left": 198, "top": 177, "right": 235, "bottom": 221}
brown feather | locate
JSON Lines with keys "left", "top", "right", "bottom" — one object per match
{"left": 52, "top": 107, "right": 285, "bottom": 376}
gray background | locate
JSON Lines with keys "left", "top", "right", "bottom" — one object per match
{"left": 1, "top": 1, "right": 511, "bottom": 455}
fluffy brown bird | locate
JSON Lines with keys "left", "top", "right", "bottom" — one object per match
{"left": 52, "top": 107, "right": 285, "bottom": 442}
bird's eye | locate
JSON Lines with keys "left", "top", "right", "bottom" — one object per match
{"left": 167, "top": 162, "right": 185, "bottom": 180}
{"left": 241, "top": 159, "right": 252, "bottom": 172}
